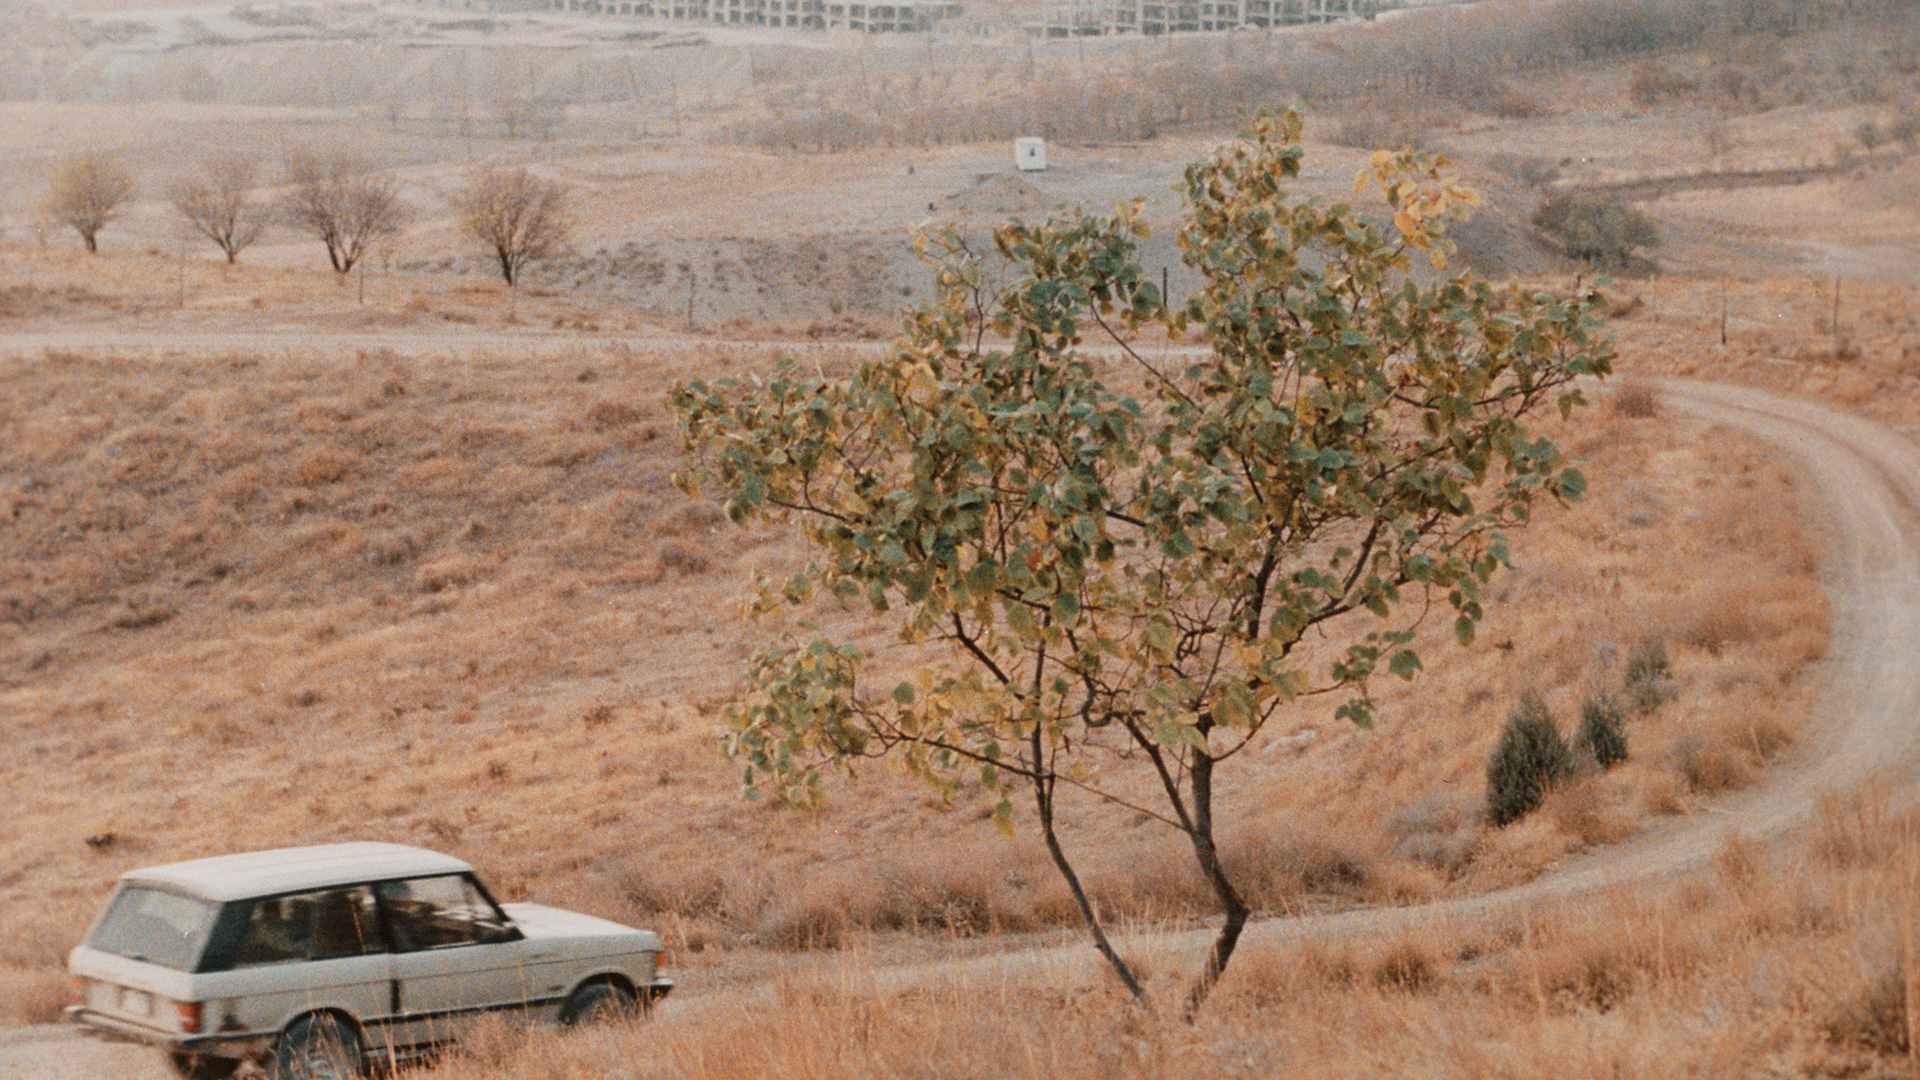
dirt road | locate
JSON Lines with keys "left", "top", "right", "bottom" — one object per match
{"left": 4, "top": 376, "right": 1916, "bottom": 1074}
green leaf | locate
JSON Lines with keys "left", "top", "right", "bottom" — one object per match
{"left": 1388, "top": 650, "right": 1423, "bottom": 680}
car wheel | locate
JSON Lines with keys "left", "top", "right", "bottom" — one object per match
{"left": 271, "top": 1014, "right": 364, "bottom": 1080}
{"left": 167, "top": 1051, "right": 241, "bottom": 1080}
{"left": 560, "top": 981, "right": 640, "bottom": 1026}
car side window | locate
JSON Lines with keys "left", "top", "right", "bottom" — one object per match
{"left": 226, "top": 886, "right": 381, "bottom": 968}
{"left": 376, "top": 874, "right": 515, "bottom": 951}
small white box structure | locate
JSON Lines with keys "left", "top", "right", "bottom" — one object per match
{"left": 1014, "top": 137, "right": 1048, "bottom": 172}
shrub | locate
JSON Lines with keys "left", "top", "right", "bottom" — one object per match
{"left": 1325, "top": 114, "right": 1434, "bottom": 152}
{"left": 1486, "top": 691, "right": 1575, "bottom": 827}
{"left": 1383, "top": 792, "right": 1483, "bottom": 877}
{"left": 1891, "top": 110, "right": 1919, "bottom": 151}
{"left": 1370, "top": 942, "right": 1438, "bottom": 993}
{"left": 1629, "top": 62, "right": 1697, "bottom": 107}
{"left": 1488, "top": 154, "right": 1561, "bottom": 189}
{"left": 1532, "top": 193, "right": 1661, "bottom": 270}
{"left": 1610, "top": 378, "right": 1658, "bottom": 418}
{"left": 1622, "top": 635, "right": 1673, "bottom": 714}
{"left": 1575, "top": 693, "right": 1629, "bottom": 769}
{"left": 1674, "top": 734, "right": 1753, "bottom": 793}
{"left": 1824, "top": 966, "right": 1910, "bottom": 1055}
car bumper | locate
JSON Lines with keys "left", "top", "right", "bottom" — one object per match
{"left": 65, "top": 1006, "right": 271, "bottom": 1058}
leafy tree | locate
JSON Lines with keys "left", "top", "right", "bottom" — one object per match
{"left": 454, "top": 166, "right": 571, "bottom": 286}
{"left": 170, "top": 156, "right": 271, "bottom": 264}
{"left": 674, "top": 111, "right": 1613, "bottom": 1017}
{"left": 1487, "top": 691, "right": 1574, "bottom": 826}
{"left": 42, "top": 150, "right": 135, "bottom": 254}
{"left": 282, "top": 150, "right": 407, "bottom": 274}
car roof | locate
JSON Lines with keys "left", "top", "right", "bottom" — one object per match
{"left": 120, "top": 843, "right": 474, "bottom": 902}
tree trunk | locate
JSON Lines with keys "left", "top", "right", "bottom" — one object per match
{"left": 1032, "top": 766, "right": 1149, "bottom": 1006}
{"left": 1180, "top": 749, "right": 1250, "bottom": 1020}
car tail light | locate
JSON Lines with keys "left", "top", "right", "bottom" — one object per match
{"left": 176, "top": 1001, "right": 204, "bottom": 1034}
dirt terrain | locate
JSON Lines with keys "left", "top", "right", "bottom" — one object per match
{"left": 3, "top": 0, "right": 1920, "bottom": 1075}
{"left": 0, "top": 370, "right": 1914, "bottom": 1078}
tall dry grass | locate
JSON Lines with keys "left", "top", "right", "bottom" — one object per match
{"left": 0, "top": 259, "right": 1866, "bottom": 1040}
{"left": 403, "top": 786, "right": 1920, "bottom": 1080}
{"left": 0, "top": 340, "right": 1829, "bottom": 964}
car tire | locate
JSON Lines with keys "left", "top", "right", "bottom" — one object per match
{"left": 167, "top": 1051, "right": 241, "bottom": 1080}
{"left": 560, "top": 981, "right": 640, "bottom": 1026}
{"left": 271, "top": 1013, "right": 364, "bottom": 1080}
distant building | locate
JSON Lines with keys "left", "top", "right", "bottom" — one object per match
{"left": 1038, "top": 0, "right": 1373, "bottom": 36}
{"left": 514, "top": 0, "right": 966, "bottom": 32}
{"left": 1015, "top": 138, "right": 1046, "bottom": 172}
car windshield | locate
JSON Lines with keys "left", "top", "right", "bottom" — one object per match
{"left": 88, "top": 885, "right": 217, "bottom": 972}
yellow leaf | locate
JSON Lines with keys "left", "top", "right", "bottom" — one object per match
{"left": 1393, "top": 210, "right": 1418, "bottom": 236}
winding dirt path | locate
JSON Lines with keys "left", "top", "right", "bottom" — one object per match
{"left": 839, "top": 376, "right": 1920, "bottom": 993}
{"left": 5, "top": 376, "right": 1919, "bottom": 1073}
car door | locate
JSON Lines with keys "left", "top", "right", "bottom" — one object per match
{"left": 375, "top": 873, "right": 536, "bottom": 1050}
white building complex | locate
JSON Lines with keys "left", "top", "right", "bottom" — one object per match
{"left": 1039, "top": 0, "right": 1375, "bottom": 35}
{"left": 521, "top": 0, "right": 966, "bottom": 31}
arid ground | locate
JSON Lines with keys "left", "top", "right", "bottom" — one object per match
{"left": 4, "top": 0, "right": 1920, "bottom": 1076}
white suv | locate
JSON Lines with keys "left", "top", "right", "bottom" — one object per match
{"left": 66, "top": 842, "right": 673, "bottom": 1079}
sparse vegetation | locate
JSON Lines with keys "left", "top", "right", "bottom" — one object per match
{"left": 396, "top": 787, "right": 1920, "bottom": 1080}
{"left": 41, "top": 151, "right": 135, "bottom": 254}
{"left": 5, "top": 0, "right": 1916, "bottom": 1071}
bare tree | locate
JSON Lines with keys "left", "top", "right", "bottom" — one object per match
{"left": 42, "top": 150, "right": 135, "bottom": 254}
{"left": 282, "top": 150, "right": 408, "bottom": 274}
{"left": 454, "top": 166, "right": 571, "bottom": 286}
{"left": 170, "top": 157, "right": 270, "bottom": 264}
{"left": 495, "top": 97, "right": 564, "bottom": 141}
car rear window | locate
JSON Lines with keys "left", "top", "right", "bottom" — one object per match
{"left": 196, "top": 886, "right": 384, "bottom": 972}
{"left": 88, "top": 885, "right": 217, "bottom": 972}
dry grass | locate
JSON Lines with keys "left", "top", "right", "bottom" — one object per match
{"left": 0, "top": 969, "right": 67, "bottom": 1025}
{"left": 400, "top": 787, "right": 1920, "bottom": 1080}
{"left": 0, "top": 247, "right": 1844, "bottom": 997}
{"left": 0, "top": 8, "right": 1911, "bottom": 1066}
